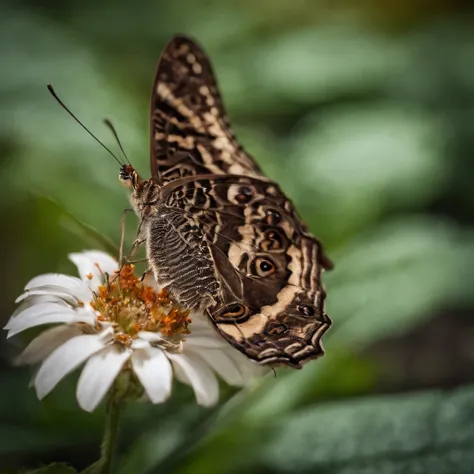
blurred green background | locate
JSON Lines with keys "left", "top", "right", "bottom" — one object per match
{"left": 1, "top": 0, "right": 474, "bottom": 472}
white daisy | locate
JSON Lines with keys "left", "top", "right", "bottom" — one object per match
{"left": 5, "top": 250, "right": 262, "bottom": 412}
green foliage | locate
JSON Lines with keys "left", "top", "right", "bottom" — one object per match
{"left": 1, "top": 0, "right": 473, "bottom": 472}
{"left": 29, "top": 464, "right": 77, "bottom": 474}
{"left": 263, "top": 384, "right": 474, "bottom": 474}
{"left": 124, "top": 383, "right": 474, "bottom": 474}
{"left": 326, "top": 217, "right": 474, "bottom": 346}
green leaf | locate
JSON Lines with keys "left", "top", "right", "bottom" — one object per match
{"left": 290, "top": 105, "right": 447, "bottom": 242}
{"left": 0, "top": 425, "right": 71, "bottom": 456}
{"left": 326, "top": 217, "right": 474, "bottom": 347}
{"left": 263, "top": 384, "right": 474, "bottom": 474}
{"left": 39, "top": 197, "right": 118, "bottom": 256}
{"left": 29, "top": 463, "right": 77, "bottom": 474}
{"left": 12, "top": 195, "right": 119, "bottom": 280}
{"left": 220, "top": 27, "right": 404, "bottom": 115}
{"left": 0, "top": 6, "right": 144, "bottom": 237}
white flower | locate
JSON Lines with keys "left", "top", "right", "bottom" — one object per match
{"left": 5, "top": 251, "right": 262, "bottom": 412}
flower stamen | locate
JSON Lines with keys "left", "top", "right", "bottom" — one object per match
{"left": 91, "top": 264, "right": 191, "bottom": 345}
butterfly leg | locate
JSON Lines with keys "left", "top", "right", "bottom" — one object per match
{"left": 105, "top": 209, "right": 146, "bottom": 285}
{"left": 126, "top": 258, "right": 148, "bottom": 264}
{"left": 119, "top": 208, "right": 135, "bottom": 265}
{"left": 122, "top": 216, "right": 148, "bottom": 264}
{"left": 127, "top": 237, "right": 146, "bottom": 261}
{"left": 140, "top": 269, "right": 152, "bottom": 282}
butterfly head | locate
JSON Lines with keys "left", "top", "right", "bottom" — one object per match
{"left": 119, "top": 164, "right": 139, "bottom": 189}
{"left": 119, "top": 165, "right": 160, "bottom": 216}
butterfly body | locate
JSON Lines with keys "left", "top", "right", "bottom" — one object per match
{"left": 121, "top": 35, "right": 333, "bottom": 368}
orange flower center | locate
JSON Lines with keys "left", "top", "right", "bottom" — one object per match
{"left": 90, "top": 264, "right": 191, "bottom": 346}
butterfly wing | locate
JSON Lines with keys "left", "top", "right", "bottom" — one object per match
{"left": 159, "top": 175, "right": 332, "bottom": 368}
{"left": 150, "top": 35, "right": 263, "bottom": 185}
{"left": 147, "top": 35, "right": 332, "bottom": 367}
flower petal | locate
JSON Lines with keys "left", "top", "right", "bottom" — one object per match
{"left": 185, "top": 336, "right": 229, "bottom": 350}
{"left": 25, "top": 274, "right": 85, "bottom": 294}
{"left": 226, "top": 350, "right": 268, "bottom": 381}
{"left": 186, "top": 348, "right": 245, "bottom": 386}
{"left": 34, "top": 329, "right": 113, "bottom": 400}
{"left": 15, "top": 325, "right": 83, "bottom": 365}
{"left": 132, "top": 348, "right": 172, "bottom": 404}
{"left": 185, "top": 328, "right": 266, "bottom": 384}
{"left": 187, "top": 313, "right": 221, "bottom": 338}
{"left": 171, "top": 360, "right": 191, "bottom": 385}
{"left": 188, "top": 310, "right": 213, "bottom": 328}
{"left": 69, "top": 251, "right": 118, "bottom": 289}
{"left": 131, "top": 338, "right": 150, "bottom": 350}
{"left": 137, "top": 331, "right": 165, "bottom": 343}
{"left": 15, "top": 286, "right": 89, "bottom": 305}
{"left": 5, "top": 303, "right": 95, "bottom": 338}
{"left": 6, "top": 302, "right": 73, "bottom": 331}
{"left": 76, "top": 345, "right": 130, "bottom": 412}
{"left": 11, "top": 295, "right": 67, "bottom": 318}
{"left": 167, "top": 352, "right": 219, "bottom": 407}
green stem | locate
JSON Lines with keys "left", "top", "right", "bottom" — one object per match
{"left": 81, "top": 392, "right": 122, "bottom": 474}
{"left": 99, "top": 395, "right": 121, "bottom": 473}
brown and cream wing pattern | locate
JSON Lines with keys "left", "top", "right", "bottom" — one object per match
{"left": 161, "top": 175, "right": 332, "bottom": 368}
{"left": 150, "top": 35, "right": 263, "bottom": 185}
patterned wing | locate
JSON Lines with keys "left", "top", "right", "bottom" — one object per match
{"left": 159, "top": 175, "right": 332, "bottom": 368}
{"left": 150, "top": 35, "right": 263, "bottom": 185}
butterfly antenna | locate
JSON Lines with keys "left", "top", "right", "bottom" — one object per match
{"left": 47, "top": 83, "right": 124, "bottom": 167}
{"left": 103, "top": 118, "right": 131, "bottom": 165}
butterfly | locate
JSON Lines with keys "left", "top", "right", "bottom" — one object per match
{"left": 118, "top": 35, "right": 333, "bottom": 368}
